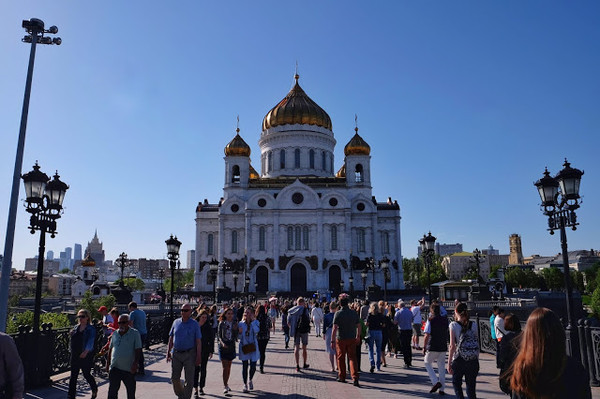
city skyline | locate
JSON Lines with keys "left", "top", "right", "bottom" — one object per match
{"left": 1, "top": 2, "right": 599, "bottom": 269}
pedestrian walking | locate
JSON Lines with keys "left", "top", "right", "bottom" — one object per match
{"left": 323, "top": 301, "right": 338, "bottom": 372}
{"left": 68, "top": 309, "right": 98, "bottom": 399}
{"left": 217, "top": 307, "right": 238, "bottom": 394}
{"left": 331, "top": 295, "right": 361, "bottom": 387}
{"left": 0, "top": 331, "right": 24, "bottom": 399}
{"left": 311, "top": 302, "right": 324, "bottom": 337}
{"left": 239, "top": 307, "right": 260, "bottom": 393}
{"left": 366, "top": 303, "right": 386, "bottom": 373}
{"left": 447, "top": 302, "right": 479, "bottom": 399}
{"left": 98, "top": 306, "right": 114, "bottom": 338}
{"left": 394, "top": 300, "right": 414, "bottom": 368}
{"left": 281, "top": 305, "right": 290, "bottom": 349}
{"left": 288, "top": 297, "right": 311, "bottom": 371}
{"left": 493, "top": 308, "right": 506, "bottom": 369}
{"left": 193, "top": 309, "right": 214, "bottom": 398}
{"left": 497, "top": 313, "right": 521, "bottom": 395}
{"left": 423, "top": 304, "right": 448, "bottom": 395}
{"left": 128, "top": 301, "right": 147, "bottom": 374}
{"left": 269, "top": 301, "right": 278, "bottom": 333}
{"left": 509, "top": 307, "right": 591, "bottom": 398}
{"left": 410, "top": 297, "right": 425, "bottom": 349}
{"left": 255, "top": 305, "right": 271, "bottom": 374}
{"left": 167, "top": 303, "right": 203, "bottom": 399}
{"left": 107, "top": 314, "right": 142, "bottom": 399}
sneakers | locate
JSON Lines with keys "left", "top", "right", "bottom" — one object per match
{"left": 303, "top": 363, "right": 310, "bottom": 369}
{"left": 260, "top": 366, "right": 264, "bottom": 374}
{"left": 296, "top": 365, "right": 301, "bottom": 372}
{"left": 199, "top": 388, "right": 205, "bottom": 395}
{"left": 194, "top": 392, "right": 200, "bottom": 399}
{"left": 370, "top": 366, "right": 375, "bottom": 373}
{"left": 243, "top": 384, "right": 249, "bottom": 393}
{"left": 223, "top": 386, "right": 230, "bottom": 394}
{"left": 430, "top": 382, "right": 442, "bottom": 393}
{"left": 249, "top": 380, "right": 254, "bottom": 390}
{"left": 353, "top": 380, "right": 360, "bottom": 387}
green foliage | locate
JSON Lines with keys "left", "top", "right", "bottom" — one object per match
{"left": 115, "top": 277, "right": 146, "bottom": 291}
{"left": 79, "top": 290, "right": 116, "bottom": 320}
{"left": 506, "top": 267, "right": 527, "bottom": 288}
{"left": 591, "top": 287, "right": 600, "bottom": 318}
{"left": 402, "top": 257, "right": 447, "bottom": 288}
{"left": 570, "top": 270, "right": 585, "bottom": 293}
{"left": 6, "top": 310, "right": 71, "bottom": 334}
{"left": 541, "top": 267, "right": 564, "bottom": 291}
{"left": 8, "top": 294, "right": 21, "bottom": 308}
{"left": 489, "top": 265, "right": 502, "bottom": 279}
{"left": 584, "top": 261, "right": 600, "bottom": 293}
{"left": 164, "top": 269, "right": 195, "bottom": 293}
{"left": 59, "top": 268, "right": 73, "bottom": 274}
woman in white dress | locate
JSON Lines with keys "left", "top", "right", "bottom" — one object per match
{"left": 311, "top": 302, "right": 324, "bottom": 337}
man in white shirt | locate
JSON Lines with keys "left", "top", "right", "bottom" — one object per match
{"left": 493, "top": 308, "right": 506, "bottom": 368}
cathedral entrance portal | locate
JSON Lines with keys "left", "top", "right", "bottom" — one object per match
{"left": 290, "top": 264, "right": 307, "bottom": 294}
{"left": 328, "top": 265, "right": 342, "bottom": 295}
{"left": 256, "top": 266, "right": 269, "bottom": 293}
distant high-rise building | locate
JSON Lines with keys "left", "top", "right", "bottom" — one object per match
{"left": 509, "top": 234, "right": 524, "bottom": 265}
{"left": 482, "top": 245, "right": 499, "bottom": 256}
{"left": 74, "top": 244, "right": 82, "bottom": 261}
{"left": 187, "top": 250, "right": 196, "bottom": 270}
{"left": 85, "top": 230, "right": 106, "bottom": 273}
{"left": 47, "top": 250, "right": 54, "bottom": 260}
{"left": 419, "top": 243, "right": 463, "bottom": 257}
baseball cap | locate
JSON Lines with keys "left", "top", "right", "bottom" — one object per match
{"left": 97, "top": 306, "right": 108, "bottom": 312}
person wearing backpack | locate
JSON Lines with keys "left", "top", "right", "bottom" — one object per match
{"left": 255, "top": 304, "right": 271, "bottom": 374}
{"left": 447, "top": 302, "right": 479, "bottom": 399}
{"left": 287, "top": 297, "right": 310, "bottom": 372}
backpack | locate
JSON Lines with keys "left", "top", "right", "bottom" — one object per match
{"left": 297, "top": 308, "right": 311, "bottom": 334}
{"left": 457, "top": 321, "right": 479, "bottom": 361}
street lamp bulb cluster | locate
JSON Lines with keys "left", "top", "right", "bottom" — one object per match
{"left": 535, "top": 159, "right": 583, "bottom": 213}
{"left": 21, "top": 19, "right": 61, "bottom": 45}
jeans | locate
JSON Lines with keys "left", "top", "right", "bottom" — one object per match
{"left": 424, "top": 351, "right": 446, "bottom": 390}
{"left": 107, "top": 367, "right": 136, "bottom": 399}
{"left": 367, "top": 330, "right": 382, "bottom": 368}
{"left": 172, "top": 349, "right": 196, "bottom": 399}
{"left": 336, "top": 339, "right": 359, "bottom": 382}
{"left": 258, "top": 339, "right": 268, "bottom": 369}
{"left": 242, "top": 360, "right": 257, "bottom": 384}
{"left": 399, "top": 329, "right": 413, "bottom": 366}
{"left": 193, "top": 350, "right": 211, "bottom": 389}
{"left": 68, "top": 355, "right": 97, "bottom": 399}
{"left": 451, "top": 357, "right": 479, "bottom": 399}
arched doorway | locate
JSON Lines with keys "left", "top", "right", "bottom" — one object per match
{"left": 256, "top": 266, "right": 269, "bottom": 293}
{"left": 290, "top": 264, "right": 307, "bottom": 294}
{"left": 328, "top": 265, "right": 342, "bottom": 295}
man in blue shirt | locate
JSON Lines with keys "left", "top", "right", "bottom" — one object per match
{"left": 107, "top": 314, "right": 142, "bottom": 399}
{"left": 394, "top": 301, "right": 414, "bottom": 368}
{"left": 128, "top": 301, "right": 147, "bottom": 375}
{"left": 167, "top": 303, "right": 202, "bottom": 399}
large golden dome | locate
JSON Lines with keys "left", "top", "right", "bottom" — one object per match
{"left": 262, "top": 74, "right": 332, "bottom": 131}
{"left": 344, "top": 128, "right": 370, "bottom": 156}
{"left": 224, "top": 129, "right": 251, "bottom": 157}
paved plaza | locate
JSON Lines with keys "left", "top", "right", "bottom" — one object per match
{"left": 26, "top": 326, "right": 600, "bottom": 399}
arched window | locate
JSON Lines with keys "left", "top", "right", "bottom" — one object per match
{"left": 259, "top": 226, "right": 266, "bottom": 251}
{"left": 331, "top": 225, "right": 338, "bottom": 250}
{"left": 280, "top": 149, "right": 286, "bottom": 169}
{"left": 295, "top": 148, "right": 301, "bottom": 168}
{"left": 303, "top": 226, "right": 309, "bottom": 250}
{"left": 231, "top": 231, "right": 238, "bottom": 253}
{"left": 207, "top": 234, "right": 214, "bottom": 255}
{"left": 321, "top": 151, "right": 326, "bottom": 170}
{"left": 355, "top": 164, "right": 363, "bottom": 183}
{"left": 382, "top": 232, "right": 390, "bottom": 254}
{"left": 232, "top": 165, "right": 240, "bottom": 183}
{"left": 357, "top": 229, "right": 366, "bottom": 252}
{"left": 287, "top": 227, "right": 294, "bottom": 250}
{"left": 267, "top": 152, "right": 273, "bottom": 172}
{"left": 295, "top": 226, "right": 302, "bottom": 250}
{"left": 330, "top": 153, "right": 334, "bottom": 173}
{"left": 309, "top": 149, "right": 315, "bottom": 169}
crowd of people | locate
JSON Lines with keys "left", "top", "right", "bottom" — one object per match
{"left": 0, "top": 295, "right": 595, "bottom": 399}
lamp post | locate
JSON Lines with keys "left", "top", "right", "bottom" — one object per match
{"left": 0, "top": 19, "right": 62, "bottom": 332}
{"left": 419, "top": 232, "right": 436, "bottom": 305}
{"left": 361, "top": 269, "right": 368, "bottom": 299}
{"left": 22, "top": 162, "right": 68, "bottom": 334}
{"left": 165, "top": 235, "right": 181, "bottom": 324}
{"left": 471, "top": 248, "right": 483, "bottom": 283}
{"left": 534, "top": 159, "right": 584, "bottom": 359}
{"left": 349, "top": 250, "right": 355, "bottom": 297}
{"left": 245, "top": 275, "right": 250, "bottom": 302}
{"left": 381, "top": 257, "right": 390, "bottom": 302}
{"left": 209, "top": 259, "right": 218, "bottom": 304}
{"left": 368, "top": 257, "right": 377, "bottom": 287}
{"left": 233, "top": 270, "right": 239, "bottom": 295}
{"left": 339, "top": 280, "right": 344, "bottom": 295}
{"left": 115, "top": 252, "right": 131, "bottom": 286}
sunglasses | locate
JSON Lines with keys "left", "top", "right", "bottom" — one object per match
{"left": 77, "top": 315, "right": 86, "bottom": 318}
{"left": 181, "top": 309, "right": 191, "bottom": 312}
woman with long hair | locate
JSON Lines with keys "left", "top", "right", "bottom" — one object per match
{"left": 378, "top": 301, "right": 391, "bottom": 367}
{"left": 281, "top": 305, "right": 290, "bottom": 349}
{"left": 366, "top": 302, "right": 386, "bottom": 373}
{"left": 68, "top": 309, "right": 98, "bottom": 399}
{"left": 323, "top": 301, "right": 338, "bottom": 372}
{"left": 255, "top": 304, "right": 271, "bottom": 374}
{"left": 509, "top": 308, "right": 590, "bottom": 398}
{"left": 447, "top": 302, "right": 479, "bottom": 399}
{"left": 239, "top": 306, "right": 260, "bottom": 393}
{"left": 193, "top": 309, "right": 214, "bottom": 398}
{"left": 217, "top": 308, "right": 238, "bottom": 394}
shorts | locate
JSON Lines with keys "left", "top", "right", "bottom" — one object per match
{"left": 412, "top": 323, "right": 422, "bottom": 336}
{"left": 294, "top": 333, "right": 309, "bottom": 346}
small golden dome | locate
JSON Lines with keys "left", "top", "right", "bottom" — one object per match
{"left": 224, "top": 129, "right": 251, "bottom": 157}
{"left": 344, "top": 128, "right": 370, "bottom": 156}
{"left": 249, "top": 164, "right": 259, "bottom": 179}
{"left": 262, "top": 74, "right": 332, "bottom": 131}
{"left": 81, "top": 253, "right": 96, "bottom": 267}
{"left": 336, "top": 164, "right": 346, "bottom": 178}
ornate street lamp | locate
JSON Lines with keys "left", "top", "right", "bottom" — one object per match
{"left": 348, "top": 275, "right": 354, "bottom": 297}
{"left": 534, "top": 159, "right": 584, "bottom": 359}
{"left": 381, "top": 257, "right": 390, "bottom": 302}
{"left": 209, "top": 258, "right": 219, "bottom": 304}
{"left": 361, "top": 269, "right": 368, "bottom": 299}
{"left": 245, "top": 275, "right": 250, "bottom": 302}
{"left": 115, "top": 252, "right": 131, "bottom": 286}
{"left": 165, "top": 234, "right": 181, "bottom": 323}
{"left": 339, "top": 279, "right": 344, "bottom": 295}
{"left": 471, "top": 248, "right": 484, "bottom": 283}
{"left": 419, "top": 232, "right": 436, "bottom": 305}
{"left": 233, "top": 269, "right": 239, "bottom": 294}
{"left": 22, "top": 163, "right": 68, "bottom": 334}
{"left": 0, "top": 19, "right": 62, "bottom": 331}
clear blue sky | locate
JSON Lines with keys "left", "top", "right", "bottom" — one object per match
{"left": 1, "top": 2, "right": 599, "bottom": 268}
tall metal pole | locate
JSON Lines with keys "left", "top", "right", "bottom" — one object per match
{"left": 0, "top": 33, "right": 38, "bottom": 332}
{"left": 426, "top": 252, "right": 432, "bottom": 305}
{"left": 32, "top": 225, "right": 45, "bottom": 334}
{"left": 169, "top": 261, "right": 175, "bottom": 323}
{"left": 560, "top": 218, "right": 574, "bottom": 328}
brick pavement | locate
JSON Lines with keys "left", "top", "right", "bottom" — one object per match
{"left": 26, "top": 326, "right": 600, "bottom": 398}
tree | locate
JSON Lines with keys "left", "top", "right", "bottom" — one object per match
{"left": 164, "top": 269, "right": 195, "bottom": 293}
{"left": 505, "top": 267, "right": 527, "bottom": 288}
{"left": 79, "top": 290, "right": 116, "bottom": 320}
{"left": 6, "top": 310, "right": 70, "bottom": 334}
{"left": 541, "top": 267, "right": 564, "bottom": 291}
{"left": 584, "top": 261, "right": 600, "bottom": 293}
{"left": 570, "top": 270, "right": 585, "bottom": 293}
{"left": 591, "top": 286, "right": 600, "bottom": 318}
{"left": 489, "top": 265, "right": 502, "bottom": 279}
{"left": 115, "top": 277, "right": 145, "bottom": 291}
{"left": 59, "top": 268, "right": 72, "bottom": 274}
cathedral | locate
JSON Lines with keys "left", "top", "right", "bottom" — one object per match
{"left": 194, "top": 73, "right": 404, "bottom": 295}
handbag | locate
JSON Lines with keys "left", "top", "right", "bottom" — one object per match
{"left": 241, "top": 322, "right": 256, "bottom": 354}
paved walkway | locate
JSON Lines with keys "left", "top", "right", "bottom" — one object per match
{"left": 26, "top": 326, "right": 600, "bottom": 398}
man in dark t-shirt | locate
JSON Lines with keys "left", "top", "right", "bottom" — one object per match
{"left": 331, "top": 296, "right": 361, "bottom": 387}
